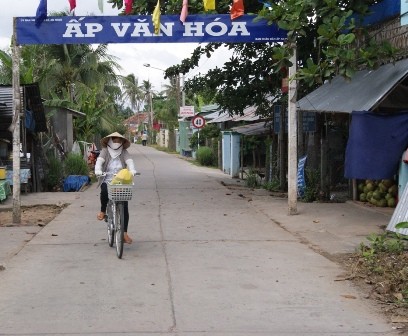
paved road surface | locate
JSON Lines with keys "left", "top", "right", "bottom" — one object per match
{"left": 0, "top": 145, "right": 398, "bottom": 335}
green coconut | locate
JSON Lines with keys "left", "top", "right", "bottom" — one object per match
{"left": 387, "top": 197, "right": 396, "bottom": 208}
{"left": 378, "top": 199, "right": 387, "bottom": 207}
{"left": 388, "top": 185, "right": 398, "bottom": 197}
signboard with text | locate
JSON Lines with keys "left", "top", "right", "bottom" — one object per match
{"left": 16, "top": 15, "right": 287, "bottom": 45}
{"left": 179, "top": 106, "right": 195, "bottom": 117}
{"left": 274, "top": 107, "right": 316, "bottom": 133}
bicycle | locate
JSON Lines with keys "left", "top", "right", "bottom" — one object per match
{"left": 105, "top": 180, "right": 134, "bottom": 259}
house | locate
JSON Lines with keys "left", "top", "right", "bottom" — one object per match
{"left": 0, "top": 83, "right": 47, "bottom": 192}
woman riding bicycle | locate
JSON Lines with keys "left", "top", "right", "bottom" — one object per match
{"left": 95, "top": 132, "right": 137, "bottom": 244}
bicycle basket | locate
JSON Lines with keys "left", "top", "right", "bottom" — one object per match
{"left": 107, "top": 183, "right": 134, "bottom": 201}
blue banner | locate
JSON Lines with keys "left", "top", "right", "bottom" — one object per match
{"left": 297, "top": 155, "right": 307, "bottom": 198}
{"left": 16, "top": 14, "right": 287, "bottom": 45}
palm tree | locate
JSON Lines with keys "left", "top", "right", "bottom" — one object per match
{"left": 35, "top": 43, "right": 124, "bottom": 138}
{"left": 39, "top": 44, "right": 121, "bottom": 100}
{"left": 158, "top": 77, "right": 180, "bottom": 130}
{"left": 121, "top": 73, "right": 144, "bottom": 113}
{"left": 141, "top": 80, "right": 154, "bottom": 136}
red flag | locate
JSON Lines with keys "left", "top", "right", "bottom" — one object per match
{"left": 180, "top": 0, "right": 188, "bottom": 23}
{"left": 124, "top": 0, "right": 132, "bottom": 14}
{"left": 231, "top": 0, "right": 244, "bottom": 20}
{"left": 68, "top": 0, "right": 76, "bottom": 11}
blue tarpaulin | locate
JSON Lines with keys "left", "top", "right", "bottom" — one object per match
{"left": 63, "top": 175, "right": 90, "bottom": 192}
{"left": 345, "top": 111, "right": 408, "bottom": 180}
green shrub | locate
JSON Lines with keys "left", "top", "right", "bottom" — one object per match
{"left": 45, "top": 155, "right": 64, "bottom": 191}
{"left": 245, "top": 168, "right": 260, "bottom": 188}
{"left": 302, "top": 168, "right": 320, "bottom": 202}
{"left": 196, "top": 146, "right": 214, "bottom": 166}
{"left": 263, "top": 179, "right": 280, "bottom": 191}
{"left": 64, "top": 153, "right": 89, "bottom": 176}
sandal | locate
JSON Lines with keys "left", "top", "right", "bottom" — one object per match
{"left": 124, "top": 233, "right": 133, "bottom": 244}
{"left": 97, "top": 212, "right": 105, "bottom": 220}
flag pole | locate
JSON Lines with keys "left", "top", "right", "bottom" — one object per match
{"left": 11, "top": 17, "right": 21, "bottom": 223}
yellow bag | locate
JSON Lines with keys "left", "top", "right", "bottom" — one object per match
{"left": 111, "top": 168, "right": 133, "bottom": 185}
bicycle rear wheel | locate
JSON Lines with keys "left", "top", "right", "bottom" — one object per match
{"left": 115, "top": 202, "right": 125, "bottom": 258}
{"left": 106, "top": 201, "right": 114, "bottom": 247}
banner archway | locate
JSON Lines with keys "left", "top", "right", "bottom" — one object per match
{"left": 10, "top": 14, "right": 297, "bottom": 222}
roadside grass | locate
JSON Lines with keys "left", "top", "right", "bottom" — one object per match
{"left": 339, "top": 231, "right": 408, "bottom": 322}
{"left": 150, "top": 144, "right": 179, "bottom": 154}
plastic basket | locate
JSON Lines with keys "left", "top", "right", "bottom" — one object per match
{"left": 107, "top": 182, "right": 134, "bottom": 201}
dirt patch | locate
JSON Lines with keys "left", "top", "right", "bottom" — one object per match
{"left": 0, "top": 204, "right": 66, "bottom": 227}
{"left": 333, "top": 252, "right": 408, "bottom": 325}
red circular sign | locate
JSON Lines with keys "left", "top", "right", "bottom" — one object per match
{"left": 191, "top": 115, "right": 206, "bottom": 129}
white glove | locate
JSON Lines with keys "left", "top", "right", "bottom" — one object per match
{"left": 126, "top": 159, "right": 137, "bottom": 176}
{"left": 95, "top": 157, "right": 104, "bottom": 176}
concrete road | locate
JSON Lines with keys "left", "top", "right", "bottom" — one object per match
{"left": 0, "top": 145, "right": 398, "bottom": 335}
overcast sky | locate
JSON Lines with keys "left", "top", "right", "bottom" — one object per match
{"left": 0, "top": 0, "right": 232, "bottom": 92}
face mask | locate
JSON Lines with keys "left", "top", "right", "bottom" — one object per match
{"left": 108, "top": 139, "right": 123, "bottom": 150}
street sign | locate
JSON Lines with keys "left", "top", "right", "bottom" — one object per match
{"left": 191, "top": 115, "right": 206, "bottom": 129}
{"left": 179, "top": 106, "right": 195, "bottom": 117}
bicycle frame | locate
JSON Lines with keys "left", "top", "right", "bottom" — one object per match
{"left": 105, "top": 198, "right": 125, "bottom": 258}
{"left": 100, "top": 173, "right": 136, "bottom": 259}
{"left": 104, "top": 181, "right": 134, "bottom": 259}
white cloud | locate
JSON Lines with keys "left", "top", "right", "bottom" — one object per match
{"left": 0, "top": 0, "right": 232, "bottom": 90}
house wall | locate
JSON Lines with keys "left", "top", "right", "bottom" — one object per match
{"left": 50, "top": 108, "right": 68, "bottom": 153}
{"left": 365, "top": 16, "right": 408, "bottom": 57}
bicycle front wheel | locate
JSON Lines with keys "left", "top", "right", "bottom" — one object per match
{"left": 107, "top": 201, "right": 114, "bottom": 247}
{"left": 115, "top": 202, "right": 125, "bottom": 259}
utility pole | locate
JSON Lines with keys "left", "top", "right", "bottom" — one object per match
{"left": 287, "top": 44, "right": 298, "bottom": 215}
{"left": 149, "top": 90, "right": 154, "bottom": 143}
{"left": 11, "top": 18, "right": 21, "bottom": 223}
{"left": 181, "top": 74, "right": 185, "bottom": 107}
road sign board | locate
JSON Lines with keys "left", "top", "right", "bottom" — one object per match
{"left": 191, "top": 115, "right": 206, "bottom": 129}
{"left": 179, "top": 106, "right": 195, "bottom": 117}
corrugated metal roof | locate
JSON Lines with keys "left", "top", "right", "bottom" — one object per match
{"left": 208, "top": 111, "right": 231, "bottom": 123}
{"left": 0, "top": 84, "right": 47, "bottom": 133}
{"left": 204, "top": 110, "right": 226, "bottom": 120}
{"left": 297, "top": 58, "right": 408, "bottom": 114}
{"left": 200, "top": 104, "right": 220, "bottom": 113}
{"left": 0, "top": 86, "right": 15, "bottom": 118}
{"left": 232, "top": 121, "right": 272, "bottom": 135}
{"left": 207, "top": 105, "right": 261, "bottom": 123}
{"left": 0, "top": 86, "right": 22, "bottom": 132}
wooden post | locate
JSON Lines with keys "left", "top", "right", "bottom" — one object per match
{"left": 11, "top": 18, "right": 21, "bottom": 224}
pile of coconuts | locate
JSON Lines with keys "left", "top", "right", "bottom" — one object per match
{"left": 358, "top": 179, "right": 397, "bottom": 207}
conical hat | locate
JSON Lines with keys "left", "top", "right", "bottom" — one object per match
{"left": 100, "top": 132, "right": 130, "bottom": 149}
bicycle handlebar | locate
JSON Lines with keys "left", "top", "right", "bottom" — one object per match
{"left": 97, "top": 172, "right": 141, "bottom": 177}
